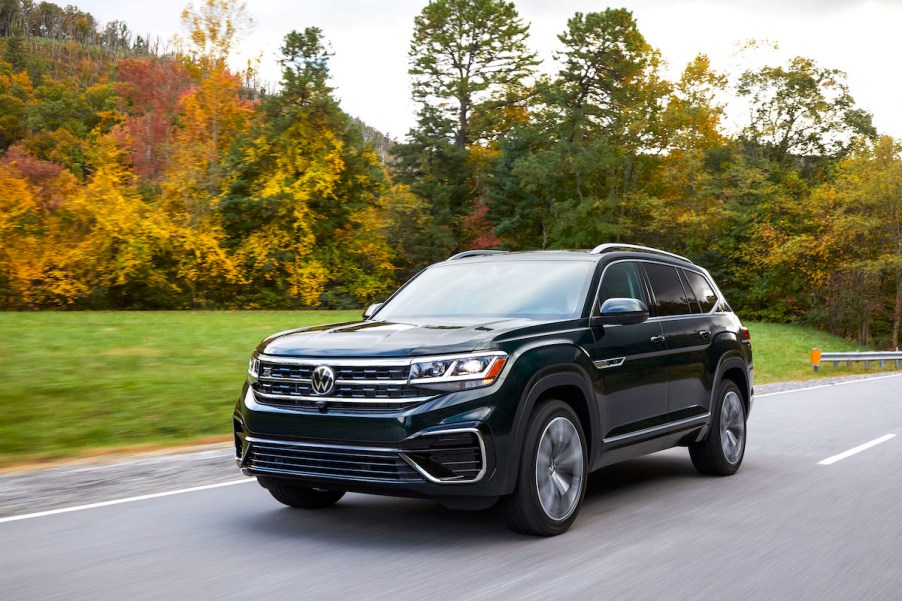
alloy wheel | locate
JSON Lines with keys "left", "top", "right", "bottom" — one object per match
{"left": 720, "top": 391, "right": 745, "bottom": 464}
{"left": 535, "top": 416, "right": 584, "bottom": 521}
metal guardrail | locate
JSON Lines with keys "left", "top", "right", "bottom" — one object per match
{"left": 810, "top": 348, "right": 902, "bottom": 371}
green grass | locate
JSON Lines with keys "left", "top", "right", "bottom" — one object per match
{"left": 1, "top": 313, "right": 898, "bottom": 466}
{"left": 747, "top": 321, "right": 898, "bottom": 384}
{"left": 0, "top": 310, "right": 360, "bottom": 466}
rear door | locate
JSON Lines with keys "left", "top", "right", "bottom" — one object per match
{"left": 641, "top": 262, "right": 712, "bottom": 424}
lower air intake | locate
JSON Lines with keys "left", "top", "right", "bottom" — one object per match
{"left": 400, "top": 430, "right": 485, "bottom": 483}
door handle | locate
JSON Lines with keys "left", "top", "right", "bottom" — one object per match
{"left": 650, "top": 335, "right": 666, "bottom": 345}
{"left": 698, "top": 330, "right": 711, "bottom": 340}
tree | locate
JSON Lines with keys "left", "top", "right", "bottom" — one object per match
{"left": 3, "top": 28, "right": 27, "bottom": 72}
{"left": 487, "top": 9, "right": 667, "bottom": 251}
{"left": 737, "top": 56, "right": 876, "bottom": 164}
{"left": 399, "top": 0, "right": 538, "bottom": 253}
{"left": 817, "top": 137, "right": 902, "bottom": 347}
{"left": 409, "top": 0, "right": 538, "bottom": 148}
{"left": 179, "top": 0, "right": 252, "bottom": 74}
{"left": 552, "top": 9, "right": 660, "bottom": 145}
{"left": 277, "top": 27, "right": 333, "bottom": 107}
{"left": 643, "top": 55, "right": 728, "bottom": 255}
{"left": 222, "top": 28, "right": 395, "bottom": 308}
{"left": 164, "top": 0, "right": 253, "bottom": 222}
{"left": 116, "top": 57, "right": 193, "bottom": 181}
{"left": 0, "top": 65, "right": 33, "bottom": 150}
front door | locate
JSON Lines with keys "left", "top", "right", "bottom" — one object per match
{"left": 588, "top": 260, "right": 669, "bottom": 447}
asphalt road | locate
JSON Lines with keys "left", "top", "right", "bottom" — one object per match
{"left": 2, "top": 374, "right": 901, "bottom": 601}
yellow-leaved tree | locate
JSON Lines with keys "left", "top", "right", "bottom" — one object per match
{"left": 222, "top": 28, "right": 395, "bottom": 308}
{"left": 52, "top": 135, "right": 173, "bottom": 305}
{"left": 160, "top": 0, "right": 254, "bottom": 305}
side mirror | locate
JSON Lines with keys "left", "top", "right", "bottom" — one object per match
{"left": 363, "top": 302, "right": 383, "bottom": 320}
{"left": 590, "top": 298, "right": 649, "bottom": 327}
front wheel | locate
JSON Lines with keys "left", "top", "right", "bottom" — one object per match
{"left": 689, "top": 380, "right": 747, "bottom": 476}
{"left": 501, "top": 400, "right": 587, "bottom": 536}
{"left": 267, "top": 485, "right": 345, "bottom": 509}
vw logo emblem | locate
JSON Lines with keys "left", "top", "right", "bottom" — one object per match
{"left": 311, "top": 365, "right": 335, "bottom": 396}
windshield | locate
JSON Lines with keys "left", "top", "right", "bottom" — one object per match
{"left": 375, "top": 259, "right": 595, "bottom": 321}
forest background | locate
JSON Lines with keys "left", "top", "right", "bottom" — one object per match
{"left": 0, "top": 0, "right": 900, "bottom": 349}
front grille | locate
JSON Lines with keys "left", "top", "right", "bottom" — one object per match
{"left": 253, "top": 358, "right": 431, "bottom": 412}
{"left": 246, "top": 438, "right": 422, "bottom": 483}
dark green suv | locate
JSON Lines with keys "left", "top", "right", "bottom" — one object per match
{"left": 233, "top": 244, "right": 753, "bottom": 536}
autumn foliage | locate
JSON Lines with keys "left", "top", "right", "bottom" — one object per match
{"left": 0, "top": 0, "right": 900, "bottom": 348}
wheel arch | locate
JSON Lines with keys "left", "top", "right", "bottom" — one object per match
{"left": 504, "top": 363, "right": 599, "bottom": 493}
{"left": 711, "top": 354, "right": 751, "bottom": 415}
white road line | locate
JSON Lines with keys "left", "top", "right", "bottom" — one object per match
{"left": 0, "top": 478, "right": 255, "bottom": 525}
{"left": 818, "top": 434, "right": 897, "bottom": 465}
{"left": 757, "top": 372, "right": 902, "bottom": 398}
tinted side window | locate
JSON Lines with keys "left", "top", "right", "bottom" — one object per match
{"left": 643, "top": 262, "right": 692, "bottom": 316}
{"left": 677, "top": 269, "right": 702, "bottom": 314}
{"left": 683, "top": 270, "right": 718, "bottom": 313}
{"left": 598, "top": 261, "right": 647, "bottom": 306}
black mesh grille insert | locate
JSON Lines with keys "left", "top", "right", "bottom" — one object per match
{"left": 246, "top": 439, "right": 422, "bottom": 482}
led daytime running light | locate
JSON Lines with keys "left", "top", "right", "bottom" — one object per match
{"left": 409, "top": 352, "right": 508, "bottom": 389}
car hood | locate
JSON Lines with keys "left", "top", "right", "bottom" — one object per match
{"left": 257, "top": 318, "right": 537, "bottom": 358}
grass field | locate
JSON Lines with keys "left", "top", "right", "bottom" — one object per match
{"left": 746, "top": 321, "right": 890, "bottom": 384}
{"left": 0, "top": 312, "right": 897, "bottom": 466}
{"left": 0, "top": 311, "right": 360, "bottom": 466}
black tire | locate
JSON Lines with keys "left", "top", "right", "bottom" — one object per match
{"left": 267, "top": 485, "right": 345, "bottom": 509}
{"left": 689, "top": 380, "right": 747, "bottom": 476}
{"left": 500, "top": 400, "right": 587, "bottom": 536}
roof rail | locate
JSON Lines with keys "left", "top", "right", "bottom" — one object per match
{"left": 589, "top": 243, "right": 693, "bottom": 264}
{"left": 447, "top": 250, "right": 509, "bottom": 261}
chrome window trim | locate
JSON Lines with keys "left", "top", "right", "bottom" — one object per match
{"left": 591, "top": 258, "right": 725, "bottom": 320}
{"left": 590, "top": 258, "right": 651, "bottom": 317}
{"left": 398, "top": 427, "right": 488, "bottom": 484}
{"left": 602, "top": 413, "right": 710, "bottom": 444}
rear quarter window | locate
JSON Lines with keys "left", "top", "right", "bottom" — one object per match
{"left": 683, "top": 270, "right": 719, "bottom": 313}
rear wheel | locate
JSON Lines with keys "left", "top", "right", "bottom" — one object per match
{"left": 267, "top": 485, "right": 345, "bottom": 509}
{"left": 501, "top": 400, "right": 587, "bottom": 536}
{"left": 689, "top": 380, "right": 746, "bottom": 476}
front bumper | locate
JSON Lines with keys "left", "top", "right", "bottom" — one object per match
{"left": 233, "top": 380, "right": 518, "bottom": 498}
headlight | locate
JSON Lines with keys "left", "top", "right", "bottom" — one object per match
{"left": 409, "top": 352, "right": 508, "bottom": 391}
{"left": 247, "top": 354, "right": 260, "bottom": 381}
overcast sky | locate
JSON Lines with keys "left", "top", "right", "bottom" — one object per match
{"left": 78, "top": 0, "right": 902, "bottom": 140}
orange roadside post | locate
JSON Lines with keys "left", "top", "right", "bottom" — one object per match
{"left": 811, "top": 348, "right": 822, "bottom": 372}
